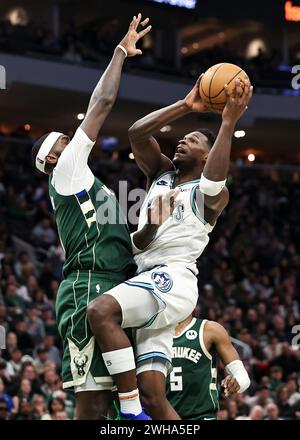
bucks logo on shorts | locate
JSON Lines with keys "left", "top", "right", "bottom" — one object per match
{"left": 151, "top": 271, "right": 173, "bottom": 293}
{"left": 74, "top": 354, "right": 88, "bottom": 376}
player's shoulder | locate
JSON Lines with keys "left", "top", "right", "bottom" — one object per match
{"left": 146, "top": 166, "right": 176, "bottom": 190}
{"left": 204, "top": 320, "right": 229, "bottom": 341}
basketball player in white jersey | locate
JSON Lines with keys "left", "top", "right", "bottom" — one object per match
{"left": 87, "top": 77, "right": 253, "bottom": 419}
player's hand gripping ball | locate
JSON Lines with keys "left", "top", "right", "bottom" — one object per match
{"left": 199, "top": 63, "right": 251, "bottom": 114}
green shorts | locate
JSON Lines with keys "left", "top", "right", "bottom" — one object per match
{"left": 56, "top": 270, "right": 125, "bottom": 390}
{"left": 181, "top": 412, "right": 217, "bottom": 420}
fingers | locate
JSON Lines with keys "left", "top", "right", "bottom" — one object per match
{"left": 224, "top": 84, "right": 230, "bottom": 99}
{"left": 141, "top": 17, "right": 149, "bottom": 27}
{"left": 167, "top": 188, "right": 180, "bottom": 213}
{"left": 166, "top": 188, "right": 181, "bottom": 199}
{"left": 232, "top": 78, "right": 243, "bottom": 99}
{"left": 137, "top": 24, "right": 152, "bottom": 39}
{"left": 223, "top": 376, "right": 240, "bottom": 396}
{"left": 129, "top": 13, "right": 141, "bottom": 32}
{"left": 134, "top": 12, "right": 142, "bottom": 30}
{"left": 129, "top": 15, "right": 136, "bottom": 31}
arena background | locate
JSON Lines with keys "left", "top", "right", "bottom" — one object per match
{"left": 0, "top": 0, "right": 300, "bottom": 421}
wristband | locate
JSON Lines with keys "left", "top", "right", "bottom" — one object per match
{"left": 117, "top": 44, "right": 127, "bottom": 57}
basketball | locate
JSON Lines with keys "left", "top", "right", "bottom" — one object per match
{"left": 199, "top": 63, "right": 250, "bottom": 114}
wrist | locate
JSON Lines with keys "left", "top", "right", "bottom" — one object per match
{"left": 221, "top": 119, "right": 236, "bottom": 131}
{"left": 181, "top": 99, "right": 195, "bottom": 113}
{"left": 115, "top": 44, "right": 127, "bottom": 58}
{"left": 144, "top": 222, "right": 159, "bottom": 233}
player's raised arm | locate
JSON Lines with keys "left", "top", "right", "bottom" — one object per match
{"left": 128, "top": 76, "right": 207, "bottom": 182}
{"left": 199, "top": 79, "right": 253, "bottom": 215}
{"left": 206, "top": 321, "right": 250, "bottom": 397}
{"left": 81, "top": 13, "right": 152, "bottom": 141}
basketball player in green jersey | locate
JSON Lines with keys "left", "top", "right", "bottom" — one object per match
{"left": 31, "top": 14, "right": 151, "bottom": 419}
{"left": 166, "top": 314, "right": 250, "bottom": 420}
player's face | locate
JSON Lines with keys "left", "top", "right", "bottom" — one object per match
{"left": 173, "top": 131, "right": 209, "bottom": 168}
{"left": 46, "top": 134, "right": 70, "bottom": 167}
{"left": 53, "top": 135, "right": 70, "bottom": 158}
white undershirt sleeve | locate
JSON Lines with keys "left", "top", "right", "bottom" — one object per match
{"left": 52, "top": 127, "right": 95, "bottom": 196}
{"left": 130, "top": 232, "right": 143, "bottom": 255}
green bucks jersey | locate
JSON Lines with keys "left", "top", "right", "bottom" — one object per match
{"left": 166, "top": 318, "right": 219, "bottom": 420}
{"left": 49, "top": 176, "right": 136, "bottom": 278}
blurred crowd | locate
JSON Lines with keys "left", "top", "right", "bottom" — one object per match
{"left": 0, "top": 18, "right": 292, "bottom": 89}
{"left": 0, "top": 131, "right": 300, "bottom": 420}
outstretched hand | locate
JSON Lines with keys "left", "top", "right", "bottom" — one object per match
{"left": 184, "top": 75, "right": 208, "bottom": 113}
{"left": 119, "top": 13, "right": 152, "bottom": 57}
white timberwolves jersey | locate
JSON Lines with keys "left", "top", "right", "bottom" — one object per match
{"left": 134, "top": 171, "right": 215, "bottom": 275}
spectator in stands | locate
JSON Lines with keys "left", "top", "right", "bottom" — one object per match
{"left": 269, "top": 366, "right": 284, "bottom": 393}
{"left": 227, "top": 400, "right": 239, "bottom": 420}
{"left": 245, "top": 384, "right": 273, "bottom": 409}
{"left": 0, "top": 304, "right": 8, "bottom": 332}
{"left": 0, "top": 377, "right": 13, "bottom": 412}
{"left": 264, "top": 402, "right": 283, "bottom": 420}
{"left": 249, "top": 405, "right": 264, "bottom": 420}
{"left": 14, "top": 399, "right": 35, "bottom": 420}
{"left": 41, "top": 369, "right": 60, "bottom": 400}
{"left": 42, "top": 334, "right": 61, "bottom": 368}
{"left": 4, "top": 284, "right": 26, "bottom": 316}
{"left": 0, "top": 398, "right": 10, "bottom": 420}
{"left": 12, "top": 378, "right": 33, "bottom": 414}
{"left": 32, "top": 394, "right": 49, "bottom": 419}
{"left": 13, "top": 319, "right": 34, "bottom": 354}
{"left": 20, "top": 362, "right": 41, "bottom": 394}
{"left": 286, "top": 374, "right": 300, "bottom": 406}
{"left": 34, "top": 346, "right": 49, "bottom": 375}
{"left": 26, "top": 305, "right": 45, "bottom": 345}
{"left": 5, "top": 348, "right": 22, "bottom": 378}
{"left": 276, "top": 384, "right": 294, "bottom": 419}
{"left": 14, "top": 252, "right": 36, "bottom": 282}
{"left": 4, "top": 331, "right": 18, "bottom": 357}
{"left": 31, "top": 218, "right": 56, "bottom": 249}
{"left": 217, "top": 403, "right": 229, "bottom": 420}
{"left": 234, "top": 393, "right": 250, "bottom": 417}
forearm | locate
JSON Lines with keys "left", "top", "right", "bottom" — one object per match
{"left": 87, "top": 47, "right": 125, "bottom": 111}
{"left": 129, "top": 100, "right": 191, "bottom": 140}
{"left": 203, "top": 120, "right": 235, "bottom": 181}
{"left": 132, "top": 224, "right": 159, "bottom": 251}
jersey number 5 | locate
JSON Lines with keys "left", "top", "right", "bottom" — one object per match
{"left": 170, "top": 366, "right": 183, "bottom": 391}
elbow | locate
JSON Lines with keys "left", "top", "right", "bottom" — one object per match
{"left": 100, "top": 97, "right": 114, "bottom": 111}
{"left": 128, "top": 122, "right": 143, "bottom": 141}
{"left": 93, "top": 93, "right": 114, "bottom": 112}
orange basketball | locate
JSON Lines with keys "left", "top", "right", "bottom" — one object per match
{"left": 199, "top": 63, "right": 250, "bottom": 114}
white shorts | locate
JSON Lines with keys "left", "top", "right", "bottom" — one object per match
{"left": 103, "top": 264, "right": 198, "bottom": 375}
{"left": 74, "top": 371, "right": 112, "bottom": 393}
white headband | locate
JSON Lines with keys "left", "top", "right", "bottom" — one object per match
{"left": 35, "top": 131, "right": 64, "bottom": 173}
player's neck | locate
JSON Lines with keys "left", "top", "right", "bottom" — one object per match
{"left": 175, "top": 315, "right": 193, "bottom": 336}
{"left": 175, "top": 167, "right": 203, "bottom": 185}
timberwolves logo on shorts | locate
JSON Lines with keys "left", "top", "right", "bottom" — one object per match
{"left": 151, "top": 271, "right": 173, "bottom": 293}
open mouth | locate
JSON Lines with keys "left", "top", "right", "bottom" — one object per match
{"left": 175, "top": 146, "right": 186, "bottom": 154}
